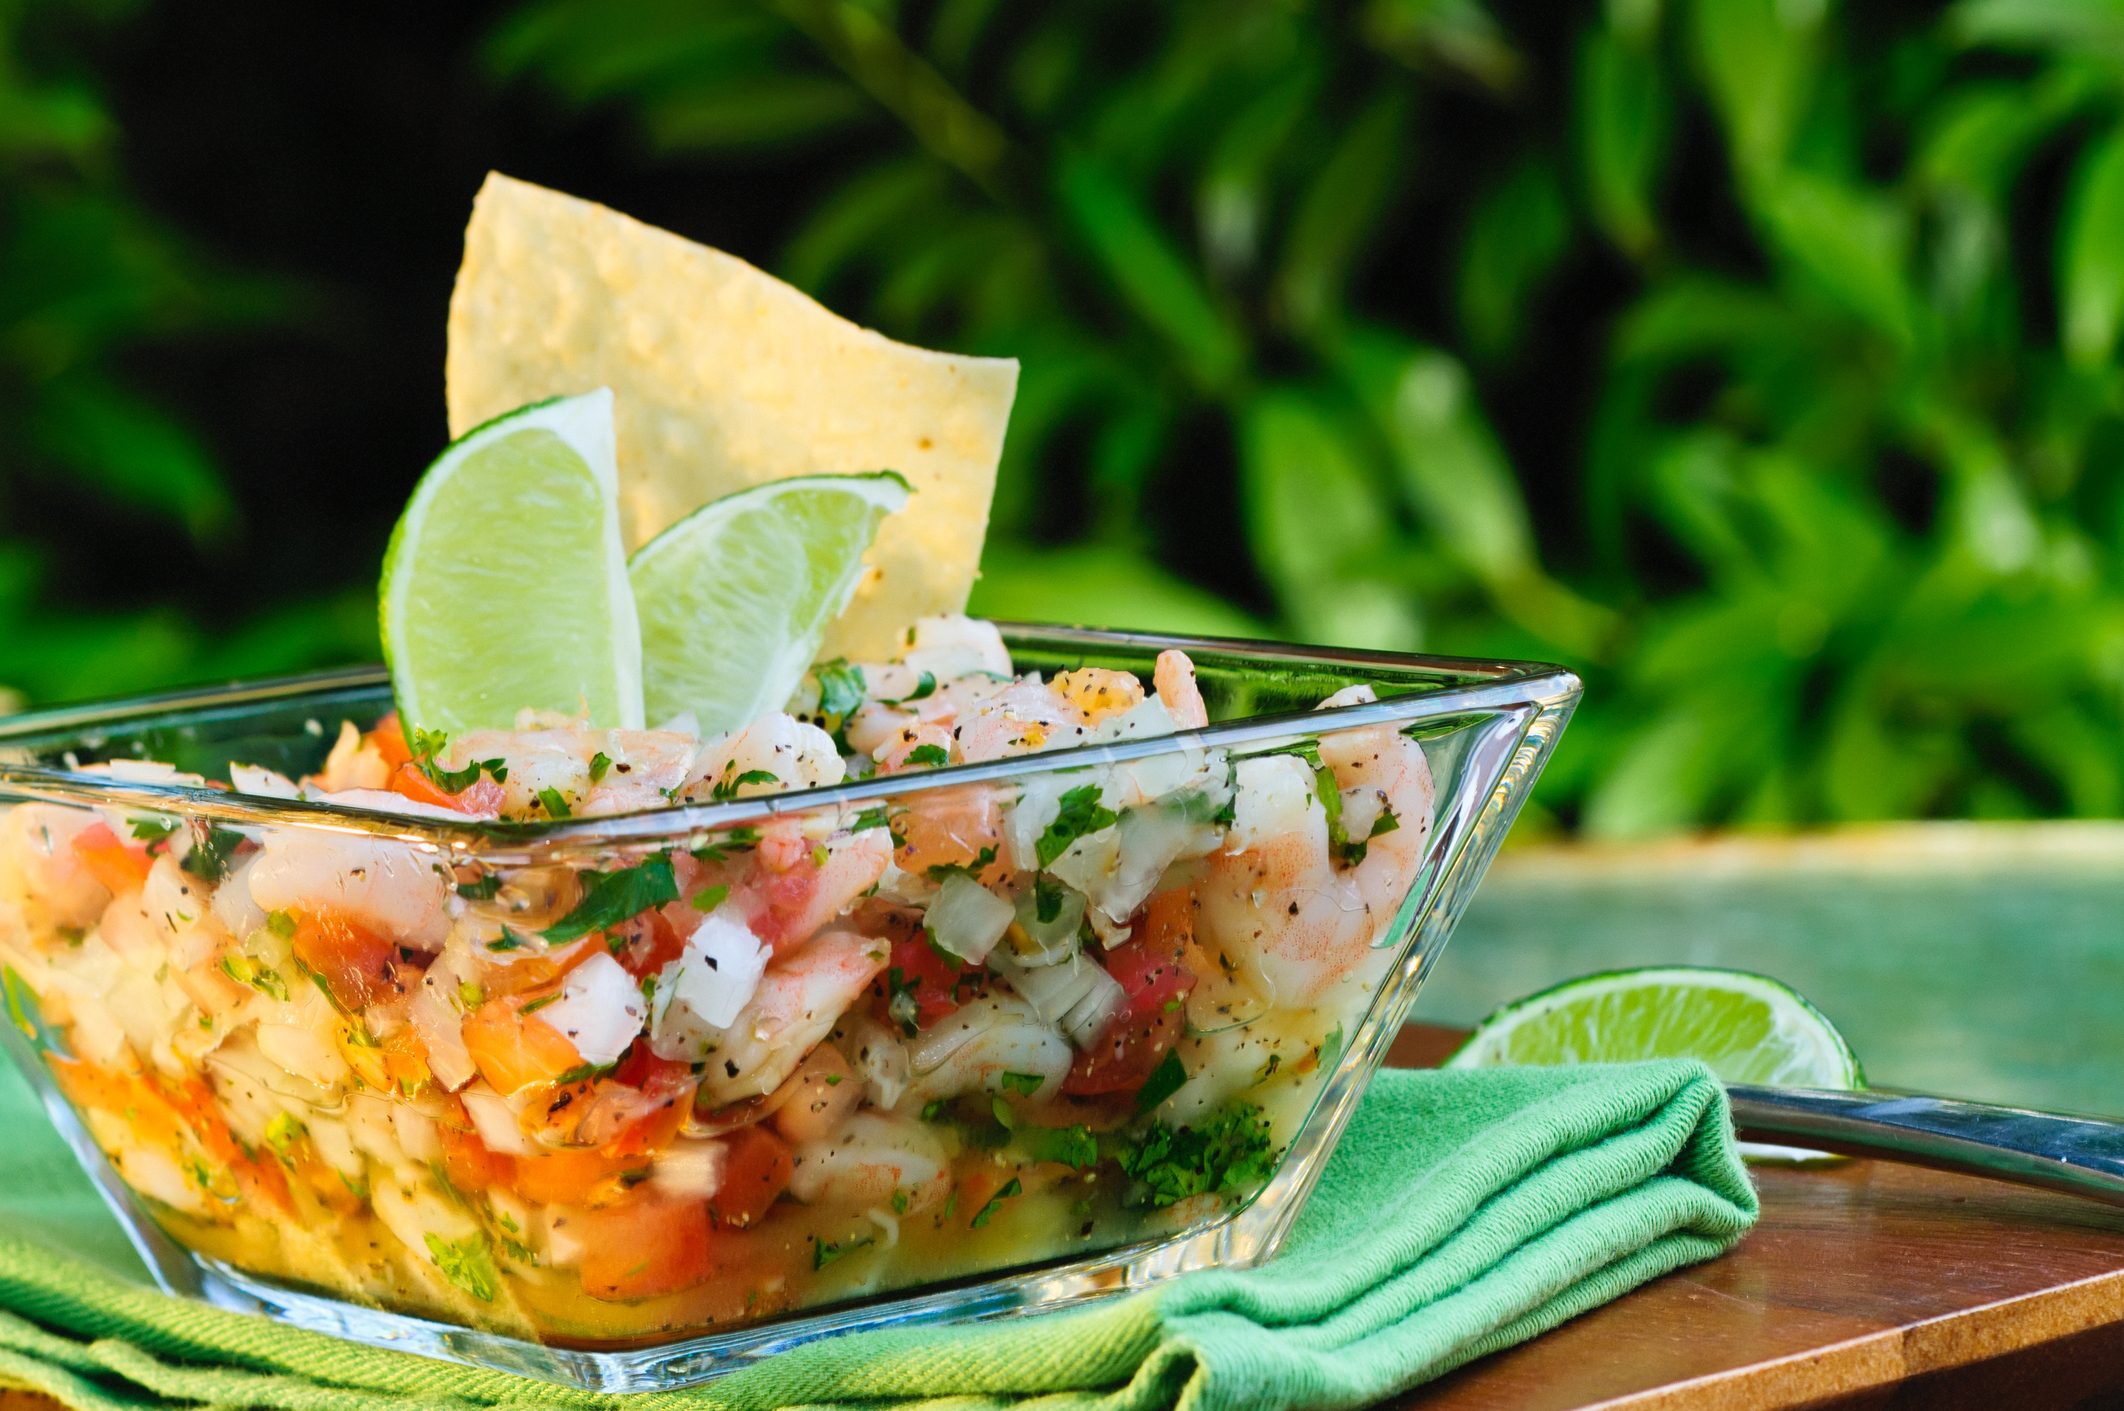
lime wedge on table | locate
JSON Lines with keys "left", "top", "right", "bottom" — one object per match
{"left": 381, "top": 390, "right": 643, "bottom": 735}
{"left": 1445, "top": 966, "right": 1863, "bottom": 1089}
{"left": 629, "top": 472, "right": 910, "bottom": 731}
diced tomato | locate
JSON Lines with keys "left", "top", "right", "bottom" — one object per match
{"left": 708, "top": 1124, "right": 793, "bottom": 1228}
{"left": 483, "top": 938, "right": 598, "bottom": 998}
{"left": 576, "top": 1196, "right": 714, "bottom": 1300}
{"left": 512, "top": 1143, "right": 641, "bottom": 1206}
{"left": 437, "top": 1120, "right": 514, "bottom": 1194}
{"left": 461, "top": 993, "right": 584, "bottom": 1095}
{"left": 289, "top": 910, "right": 402, "bottom": 1010}
{"left": 72, "top": 823, "right": 151, "bottom": 895}
{"left": 1064, "top": 895, "right": 1198, "bottom": 1097}
{"left": 48, "top": 1057, "right": 187, "bottom": 1151}
{"left": 608, "top": 909, "right": 686, "bottom": 980}
{"left": 870, "top": 933, "right": 978, "bottom": 1032}
{"left": 163, "top": 1073, "right": 293, "bottom": 1214}
{"left": 365, "top": 712, "right": 415, "bottom": 771}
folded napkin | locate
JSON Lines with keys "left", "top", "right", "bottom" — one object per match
{"left": 0, "top": 1058, "right": 1756, "bottom": 1411}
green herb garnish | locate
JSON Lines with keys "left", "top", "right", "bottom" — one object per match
{"left": 998, "top": 1070, "right": 1046, "bottom": 1097}
{"left": 691, "top": 883, "right": 731, "bottom": 913}
{"left": 180, "top": 827, "right": 245, "bottom": 882}
{"left": 924, "top": 845, "right": 997, "bottom": 883}
{"left": 970, "top": 1177, "right": 1022, "bottom": 1228}
{"left": 537, "top": 787, "right": 572, "bottom": 818}
{"left": 1117, "top": 1103, "right": 1278, "bottom": 1209}
{"left": 423, "top": 1232, "right": 499, "bottom": 1302}
{"left": 711, "top": 767, "right": 780, "bottom": 802}
{"left": 456, "top": 875, "right": 501, "bottom": 901}
{"left": 1134, "top": 1049, "right": 1188, "bottom": 1112}
{"left": 588, "top": 751, "right": 612, "bottom": 784}
{"left": 542, "top": 855, "right": 679, "bottom": 943}
{"left": 812, "top": 1234, "right": 873, "bottom": 1270}
{"left": 1035, "top": 785, "right": 1117, "bottom": 867}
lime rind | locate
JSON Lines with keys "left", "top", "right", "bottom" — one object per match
{"left": 381, "top": 388, "right": 644, "bottom": 734}
{"left": 628, "top": 471, "right": 910, "bottom": 732}
{"left": 1443, "top": 964, "right": 1864, "bottom": 1090}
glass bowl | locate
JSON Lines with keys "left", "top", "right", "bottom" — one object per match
{"left": 0, "top": 625, "right": 1577, "bottom": 1390}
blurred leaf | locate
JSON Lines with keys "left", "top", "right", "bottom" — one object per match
{"left": 1053, "top": 149, "right": 1246, "bottom": 390}
{"left": 1456, "top": 158, "right": 1572, "bottom": 360}
{"left": 1360, "top": 0, "right": 1523, "bottom": 91}
{"left": 643, "top": 74, "right": 871, "bottom": 150}
{"left": 1687, "top": 0, "right": 1820, "bottom": 180}
{"left": 29, "top": 376, "right": 234, "bottom": 543}
{"left": 1275, "top": 89, "right": 1409, "bottom": 334}
{"left": 1950, "top": 0, "right": 2124, "bottom": 56}
{"left": 1576, "top": 25, "right": 1668, "bottom": 257}
{"left": 970, "top": 543, "right": 1263, "bottom": 636}
{"left": 1754, "top": 171, "right": 1914, "bottom": 343}
{"left": 2058, "top": 125, "right": 2124, "bottom": 366}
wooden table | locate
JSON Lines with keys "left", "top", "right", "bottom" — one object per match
{"left": 1387, "top": 1025, "right": 2124, "bottom": 1409}
{"left": 5, "top": 1025, "right": 2122, "bottom": 1410}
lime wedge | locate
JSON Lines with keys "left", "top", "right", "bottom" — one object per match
{"left": 628, "top": 471, "right": 910, "bottom": 731}
{"left": 381, "top": 389, "right": 643, "bottom": 735}
{"left": 1445, "top": 965, "right": 1863, "bottom": 1089}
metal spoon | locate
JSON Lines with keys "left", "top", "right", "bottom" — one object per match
{"left": 1727, "top": 1086, "right": 2124, "bottom": 1206}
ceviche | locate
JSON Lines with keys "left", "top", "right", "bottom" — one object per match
{"left": 0, "top": 615, "right": 1433, "bottom": 1342}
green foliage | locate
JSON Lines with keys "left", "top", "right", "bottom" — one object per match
{"left": 482, "top": 0, "right": 2124, "bottom": 835}
{"left": 0, "top": 2, "right": 372, "bottom": 709}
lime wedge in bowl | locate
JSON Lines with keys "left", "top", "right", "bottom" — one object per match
{"left": 1445, "top": 965, "right": 1864, "bottom": 1090}
{"left": 381, "top": 389, "right": 643, "bottom": 735}
{"left": 629, "top": 471, "right": 910, "bottom": 731}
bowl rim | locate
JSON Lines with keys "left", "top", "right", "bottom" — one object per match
{"left": 0, "top": 622, "right": 1581, "bottom": 858}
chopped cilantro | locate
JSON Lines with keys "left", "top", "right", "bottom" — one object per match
{"left": 551, "top": 1061, "right": 615, "bottom": 1086}
{"left": 884, "top": 967, "right": 921, "bottom": 1037}
{"left": 1035, "top": 785, "right": 1118, "bottom": 867}
{"left": 998, "top": 1070, "right": 1046, "bottom": 1097}
{"left": 486, "top": 929, "right": 528, "bottom": 952}
{"left": 1317, "top": 1023, "right": 1345, "bottom": 1070}
{"left": 691, "top": 826, "right": 760, "bottom": 863}
{"left": 588, "top": 751, "right": 613, "bottom": 784}
{"left": 711, "top": 767, "right": 780, "bottom": 802}
{"left": 520, "top": 992, "right": 560, "bottom": 1015}
{"left": 1117, "top": 1103, "right": 1278, "bottom": 1209}
{"left": 128, "top": 816, "right": 178, "bottom": 846}
{"left": 1033, "top": 874, "right": 1067, "bottom": 924}
{"left": 1134, "top": 1049, "right": 1188, "bottom": 1112}
{"left": 970, "top": 1177, "right": 1022, "bottom": 1228}
{"left": 456, "top": 875, "right": 501, "bottom": 901}
{"left": 881, "top": 670, "right": 937, "bottom": 705}
{"left": 691, "top": 883, "right": 730, "bottom": 914}
{"left": 180, "top": 827, "right": 245, "bottom": 882}
{"left": 423, "top": 1232, "right": 499, "bottom": 1302}
{"left": 1316, "top": 769, "right": 1397, "bottom": 867}
{"left": 262, "top": 1111, "right": 304, "bottom": 1159}
{"left": 537, "top": 787, "right": 572, "bottom": 819}
{"left": 812, "top": 1234, "right": 873, "bottom": 1270}
{"left": 890, "top": 1188, "right": 910, "bottom": 1214}
{"left": 219, "top": 953, "right": 287, "bottom": 1001}
{"left": 814, "top": 660, "right": 866, "bottom": 721}
{"left": 924, "top": 845, "right": 997, "bottom": 883}
{"left": 904, "top": 742, "right": 950, "bottom": 767}
{"left": 265, "top": 910, "right": 297, "bottom": 940}
{"left": 1024, "top": 1123, "right": 1100, "bottom": 1170}
{"left": 541, "top": 855, "right": 679, "bottom": 944}
{"left": 920, "top": 1098, "right": 949, "bottom": 1122}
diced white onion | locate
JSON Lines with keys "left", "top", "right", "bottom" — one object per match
{"left": 228, "top": 763, "right": 300, "bottom": 799}
{"left": 651, "top": 911, "right": 769, "bottom": 1046}
{"left": 537, "top": 950, "right": 646, "bottom": 1067}
{"left": 649, "top": 1139, "right": 726, "bottom": 1200}
{"left": 410, "top": 951, "right": 477, "bottom": 1092}
{"left": 391, "top": 1104, "right": 444, "bottom": 1164}
{"left": 1010, "top": 883, "right": 1086, "bottom": 965}
{"left": 459, "top": 1083, "right": 537, "bottom": 1155}
{"left": 923, "top": 873, "right": 1014, "bottom": 965}
{"left": 1229, "top": 755, "right": 1323, "bottom": 854}
{"left": 994, "top": 950, "right": 1126, "bottom": 1048}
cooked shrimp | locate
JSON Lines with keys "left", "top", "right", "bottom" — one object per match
{"left": 1052, "top": 668, "right": 1144, "bottom": 725}
{"left": 1195, "top": 686, "right": 1434, "bottom": 1007}
{"left": 684, "top": 714, "right": 844, "bottom": 801}
{"left": 1154, "top": 649, "right": 1208, "bottom": 730}
{"left": 247, "top": 831, "right": 450, "bottom": 951}
{"left": 952, "top": 679, "right": 1088, "bottom": 762}
{"left": 731, "top": 826, "right": 892, "bottom": 953}
{"left": 683, "top": 929, "right": 890, "bottom": 1107}
{"left": 315, "top": 722, "right": 392, "bottom": 792}
{"left": 785, "top": 1111, "right": 950, "bottom": 1212}
{"left": 0, "top": 804, "right": 111, "bottom": 935}
{"left": 443, "top": 728, "right": 697, "bottom": 818}
{"left": 902, "top": 994, "right": 1073, "bottom": 1105}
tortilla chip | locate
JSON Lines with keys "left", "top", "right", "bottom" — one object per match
{"left": 445, "top": 173, "right": 1018, "bottom": 660}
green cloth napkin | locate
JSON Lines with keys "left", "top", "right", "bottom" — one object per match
{"left": 0, "top": 1057, "right": 1756, "bottom": 1411}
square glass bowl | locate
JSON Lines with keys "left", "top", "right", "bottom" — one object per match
{"left": 0, "top": 625, "right": 1576, "bottom": 1390}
